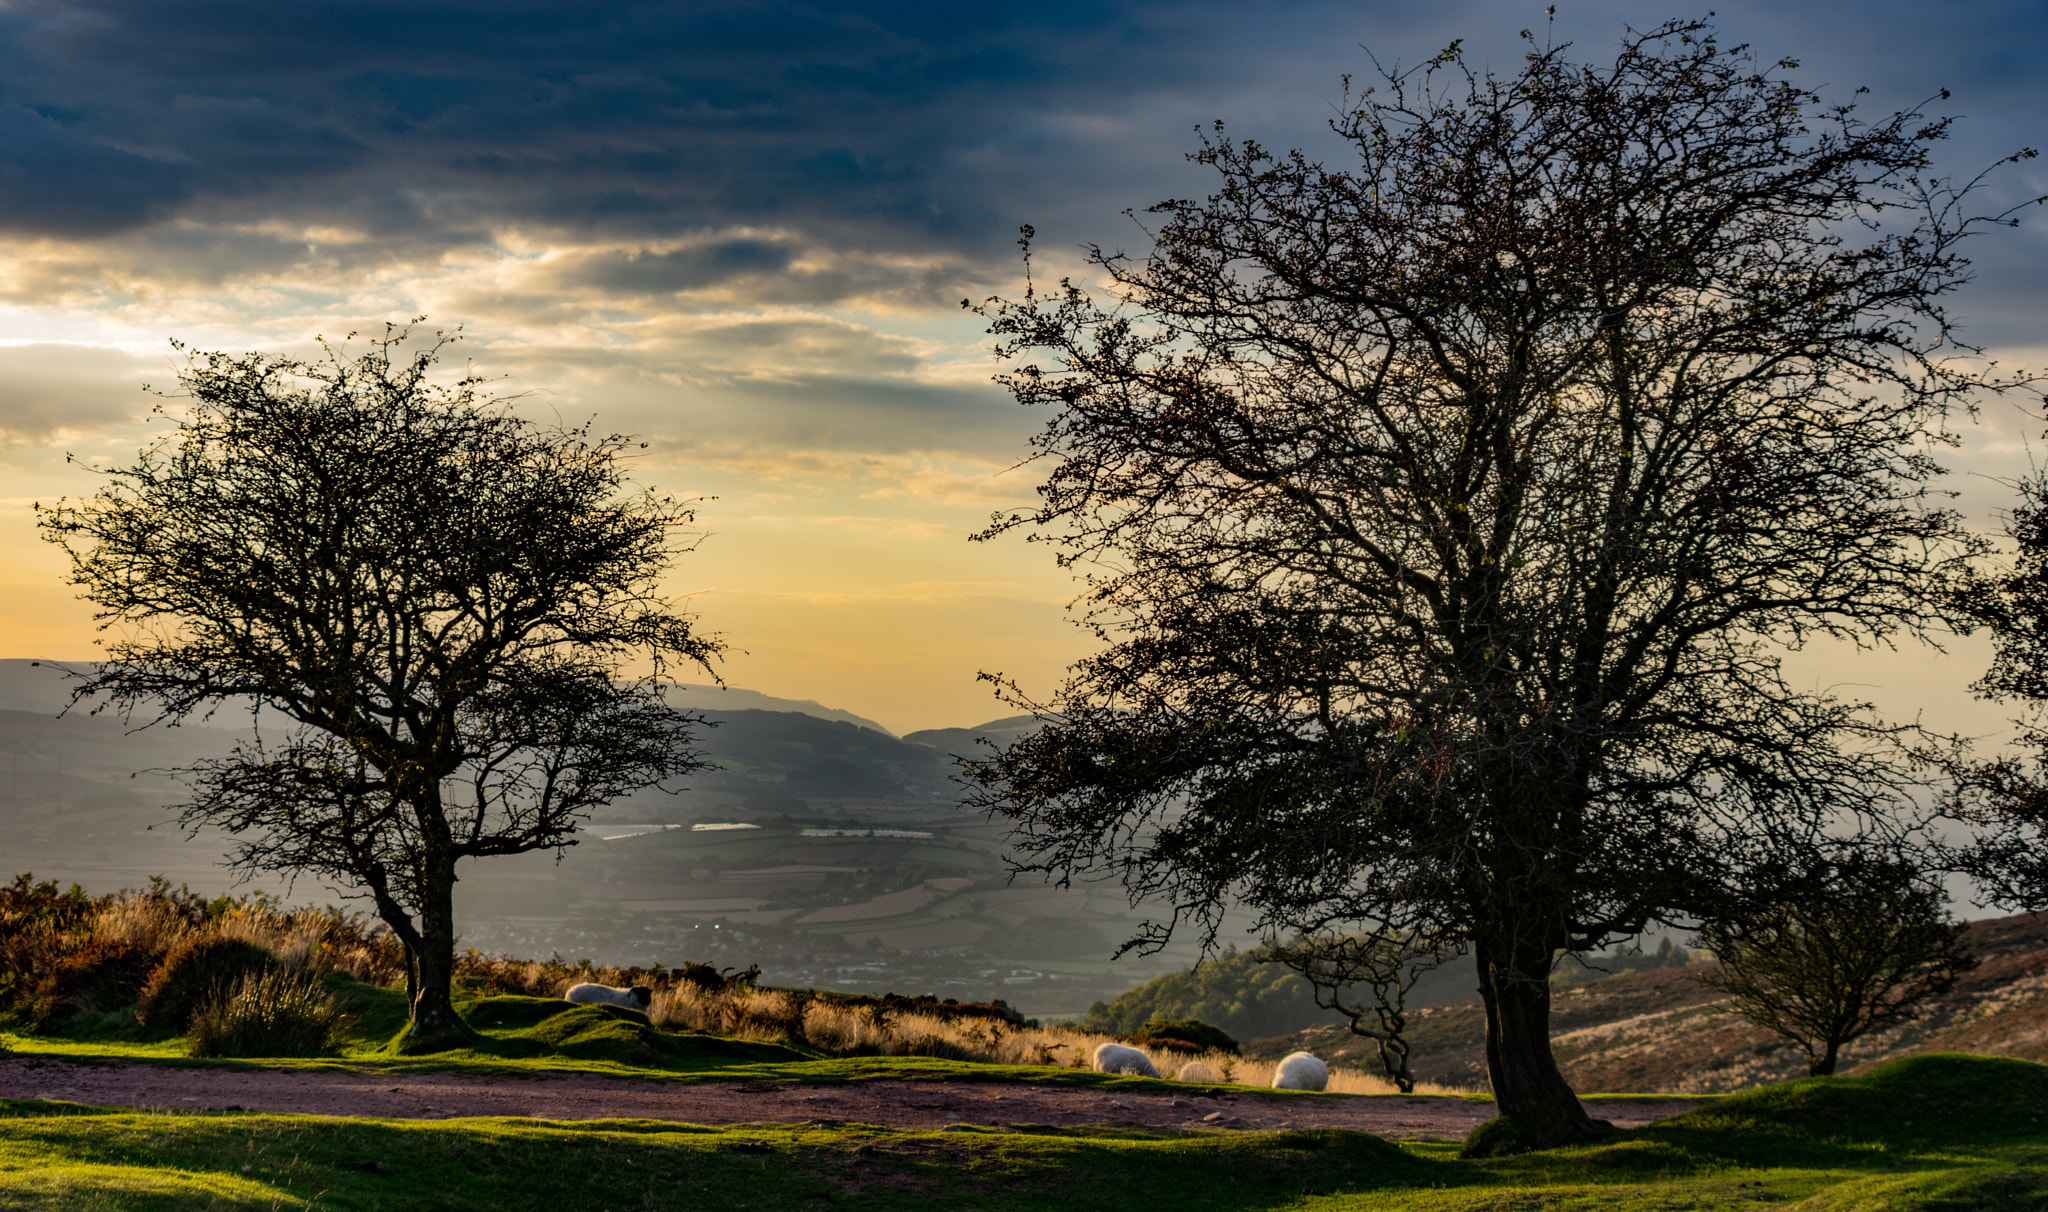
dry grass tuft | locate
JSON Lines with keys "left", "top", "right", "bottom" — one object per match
{"left": 0, "top": 871, "right": 1479, "bottom": 1093}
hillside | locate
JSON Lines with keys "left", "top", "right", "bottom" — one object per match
{"left": 0, "top": 659, "right": 999, "bottom": 826}
{"left": 900, "top": 714, "right": 1043, "bottom": 757}
{"left": 0, "top": 659, "right": 1220, "bottom": 1014}
{"left": 1244, "top": 910, "right": 2048, "bottom": 1095}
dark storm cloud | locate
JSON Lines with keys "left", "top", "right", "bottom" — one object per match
{"left": 0, "top": 1, "right": 2039, "bottom": 307}
{"left": 0, "top": 103, "right": 189, "bottom": 236}
{"left": 0, "top": 0, "right": 1289, "bottom": 258}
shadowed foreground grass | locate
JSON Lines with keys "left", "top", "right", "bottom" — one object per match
{"left": 0, "top": 1054, "right": 2043, "bottom": 1210}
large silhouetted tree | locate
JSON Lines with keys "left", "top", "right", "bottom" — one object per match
{"left": 1938, "top": 466, "right": 2048, "bottom": 909}
{"left": 38, "top": 326, "right": 720, "bottom": 1049}
{"left": 965, "top": 20, "right": 2035, "bottom": 1150}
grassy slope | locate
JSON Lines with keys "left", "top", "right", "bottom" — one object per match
{"left": 9, "top": 982, "right": 1306, "bottom": 1094}
{"left": 1248, "top": 910, "right": 2048, "bottom": 1097}
{"left": 1, "top": 1054, "right": 2044, "bottom": 1210}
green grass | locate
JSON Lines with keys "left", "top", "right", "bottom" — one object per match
{"left": 4, "top": 1056, "right": 2047, "bottom": 1210}
{"left": 6, "top": 984, "right": 1292, "bottom": 1092}
{"left": 9, "top": 989, "right": 2048, "bottom": 1209}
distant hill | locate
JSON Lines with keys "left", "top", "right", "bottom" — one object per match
{"left": 902, "top": 715, "right": 1045, "bottom": 757}
{"left": 0, "top": 659, "right": 109, "bottom": 715}
{"left": 663, "top": 683, "right": 895, "bottom": 738}
{"left": 1244, "top": 910, "right": 2048, "bottom": 1095}
{"left": 0, "top": 659, "right": 973, "bottom": 831}
{"left": 611, "top": 708, "right": 961, "bottom": 818}
{"left": 0, "top": 662, "right": 896, "bottom": 738}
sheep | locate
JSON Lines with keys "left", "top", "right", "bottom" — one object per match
{"left": 1178, "top": 1061, "right": 1218, "bottom": 1084}
{"left": 1270, "top": 1051, "right": 1329, "bottom": 1091}
{"left": 565, "top": 982, "right": 653, "bottom": 1010}
{"left": 1091, "top": 1042, "right": 1161, "bottom": 1078}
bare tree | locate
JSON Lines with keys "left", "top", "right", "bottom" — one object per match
{"left": 1696, "top": 857, "right": 1977, "bottom": 1076}
{"left": 964, "top": 18, "right": 2036, "bottom": 1150}
{"left": 37, "top": 326, "right": 720, "bottom": 1049}
{"left": 1266, "top": 931, "right": 1462, "bottom": 1093}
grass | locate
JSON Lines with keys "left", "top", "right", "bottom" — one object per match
{"left": 0, "top": 1100, "right": 1439, "bottom": 1212}
{"left": 2, "top": 1055, "right": 2046, "bottom": 1209}
{"left": 6, "top": 994, "right": 2047, "bottom": 1211}
{"left": 20, "top": 979, "right": 1471, "bottom": 1097}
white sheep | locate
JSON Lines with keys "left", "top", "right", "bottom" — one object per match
{"left": 1178, "top": 1061, "right": 1218, "bottom": 1083}
{"left": 565, "top": 982, "right": 653, "bottom": 1010}
{"left": 1091, "top": 1042, "right": 1161, "bottom": 1078}
{"left": 1270, "top": 1051, "right": 1329, "bottom": 1091}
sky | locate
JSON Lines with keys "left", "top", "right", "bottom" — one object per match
{"left": 0, "top": 1, "right": 2044, "bottom": 737}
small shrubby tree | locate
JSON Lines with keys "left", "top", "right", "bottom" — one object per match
{"left": 37, "top": 325, "right": 720, "bottom": 1049}
{"left": 1695, "top": 857, "right": 1977, "bottom": 1076}
{"left": 1266, "top": 931, "right": 1462, "bottom": 1094}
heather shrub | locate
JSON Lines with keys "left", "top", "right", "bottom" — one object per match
{"left": 187, "top": 968, "right": 348, "bottom": 1058}
{"left": 47, "top": 940, "right": 156, "bottom": 1021}
{"left": 0, "top": 935, "right": 154, "bottom": 1032}
{"left": 137, "top": 937, "right": 281, "bottom": 1034}
{"left": 1131, "top": 1017, "right": 1240, "bottom": 1055}
{"left": 899, "top": 1032, "right": 977, "bottom": 1061}
{"left": 93, "top": 894, "right": 196, "bottom": 955}
{"left": 455, "top": 950, "right": 672, "bottom": 1000}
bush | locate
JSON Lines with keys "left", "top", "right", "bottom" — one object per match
{"left": 187, "top": 969, "right": 348, "bottom": 1058}
{"left": 0, "top": 874, "right": 104, "bottom": 932}
{"left": 42, "top": 940, "right": 157, "bottom": 1029}
{"left": 1697, "top": 857, "right": 1979, "bottom": 1077}
{"left": 137, "top": 937, "right": 281, "bottom": 1034}
{"left": 1131, "top": 1017, "right": 1240, "bottom": 1055}
{"left": 898, "top": 1033, "right": 978, "bottom": 1061}
{"left": 0, "top": 934, "right": 157, "bottom": 1033}
{"left": 1082, "top": 947, "right": 1324, "bottom": 1041}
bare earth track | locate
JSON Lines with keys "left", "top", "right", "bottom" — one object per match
{"left": 0, "top": 1057, "right": 1697, "bottom": 1140}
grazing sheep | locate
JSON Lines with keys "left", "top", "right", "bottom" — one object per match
{"left": 565, "top": 982, "right": 653, "bottom": 1010}
{"left": 1270, "top": 1051, "right": 1329, "bottom": 1091}
{"left": 1091, "top": 1042, "right": 1161, "bottom": 1078}
{"left": 1178, "top": 1061, "right": 1218, "bottom": 1084}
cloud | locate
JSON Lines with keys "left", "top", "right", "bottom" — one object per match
{"left": 0, "top": 104, "right": 189, "bottom": 237}
{"left": 0, "top": 0, "right": 2033, "bottom": 323}
{"left": 0, "top": 343, "right": 157, "bottom": 443}
{"left": 0, "top": 1, "right": 1378, "bottom": 260}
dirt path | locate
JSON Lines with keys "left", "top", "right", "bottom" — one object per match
{"left": 0, "top": 1057, "right": 1699, "bottom": 1141}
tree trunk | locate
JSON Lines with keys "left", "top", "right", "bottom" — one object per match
{"left": 1464, "top": 931, "right": 1609, "bottom": 1155}
{"left": 395, "top": 858, "right": 475, "bottom": 1052}
{"left": 1377, "top": 1037, "right": 1416, "bottom": 1095}
{"left": 1809, "top": 1040, "right": 1840, "bottom": 1077}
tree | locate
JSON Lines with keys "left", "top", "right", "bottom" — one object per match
{"left": 1079, "top": 944, "right": 1323, "bottom": 1041}
{"left": 1937, "top": 469, "right": 2048, "bottom": 908}
{"left": 964, "top": 19, "right": 2034, "bottom": 1150}
{"left": 1266, "top": 930, "right": 1462, "bottom": 1094}
{"left": 1695, "top": 857, "right": 1977, "bottom": 1076}
{"left": 36, "top": 326, "right": 720, "bottom": 1048}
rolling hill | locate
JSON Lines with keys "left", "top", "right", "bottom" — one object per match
{"left": 0, "top": 658, "right": 1187, "bottom": 1014}
{"left": 1242, "top": 910, "right": 2048, "bottom": 1095}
